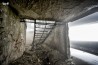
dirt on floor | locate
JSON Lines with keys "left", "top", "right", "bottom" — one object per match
{"left": 9, "top": 45, "right": 74, "bottom": 65}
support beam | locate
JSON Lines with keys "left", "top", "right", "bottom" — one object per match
{"left": 60, "top": 23, "right": 70, "bottom": 59}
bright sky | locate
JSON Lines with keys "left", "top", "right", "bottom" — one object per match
{"left": 69, "top": 23, "right": 98, "bottom": 41}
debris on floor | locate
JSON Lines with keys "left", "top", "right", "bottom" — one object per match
{"left": 9, "top": 45, "right": 74, "bottom": 65}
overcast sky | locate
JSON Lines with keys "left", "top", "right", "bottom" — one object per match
{"left": 69, "top": 12, "right": 98, "bottom": 26}
{"left": 69, "top": 12, "right": 98, "bottom": 41}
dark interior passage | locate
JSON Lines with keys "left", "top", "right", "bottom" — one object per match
{"left": 0, "top": 0, "right": 98, "bottom": 65}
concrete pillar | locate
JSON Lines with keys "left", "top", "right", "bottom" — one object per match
{"left": 59, "top": 23, "right": 70, "bottom": 59}
{"left": 43, "top": 22, "right": 70, "bottom": 60}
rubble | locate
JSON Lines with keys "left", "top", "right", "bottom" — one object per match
{"left": 9, "top": 45, "right": 74, "bottom": 65}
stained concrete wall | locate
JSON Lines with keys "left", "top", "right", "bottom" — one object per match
{"left": 43, "top": 23, "right": 70, "bottom": 60}
{"left": 0, "top": 4, "right": 26, "bottom": 65}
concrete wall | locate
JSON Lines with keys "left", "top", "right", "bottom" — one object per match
{"left": 0, "top": 4, "right": 26, "bottom": 65}
{"left": 43, "top": 23, "right": 70, "bottom": 60}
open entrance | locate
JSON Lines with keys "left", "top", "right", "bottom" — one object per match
{"left": 25, "top": 19, "right": 56, "bottom": 50}
{"left": 68, "top": 12, "right": 98, "bottom": 65}
{"left": 26, "top": 20, "right": 34, "bottom": 51}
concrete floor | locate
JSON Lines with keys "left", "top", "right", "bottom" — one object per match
{"left": 72, "top": 57, "right": 91, "bottom": 65}
{"left": 71, "top": 48, "right": 98, "bottom": 65}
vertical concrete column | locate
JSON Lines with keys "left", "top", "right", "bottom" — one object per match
{"left": 59, "top": 23, "right": 70, "bottom": 59}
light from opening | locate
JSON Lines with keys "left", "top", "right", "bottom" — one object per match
{"left": 26, "top": 23, "right": 34, "bottom": 32}
{"left": 69, "top": 23, "right": 98, "bottom": 41}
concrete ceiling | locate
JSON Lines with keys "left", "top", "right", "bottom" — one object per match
{"left": 9, "top": 0, "right": 98, "bottom": 22}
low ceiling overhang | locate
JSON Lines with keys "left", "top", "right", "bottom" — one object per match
{"left": 3, "top": 0, "right": 98, "bottom": 22}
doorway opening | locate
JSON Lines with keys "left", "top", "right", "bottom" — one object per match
{"left": 68, "top": 12, "right": 98, "bottom": 65}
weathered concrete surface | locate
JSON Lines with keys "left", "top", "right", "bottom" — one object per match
{"left": 9, "top": 0, "right": 98, "bottom": 22}
{"left": 9, "top": 23, "right": 73, "bottom": 65}
{"left": 0, "top": 4, "right": 26, "bottom": 65}
{"left": 42, "top": 23, "right": 71, "bottom": 63}
{"left": 0, "top": 0, "right": 98, "bottom": 65}
{"left": 9, "top": 45, "right": 72, "bottom": 65}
